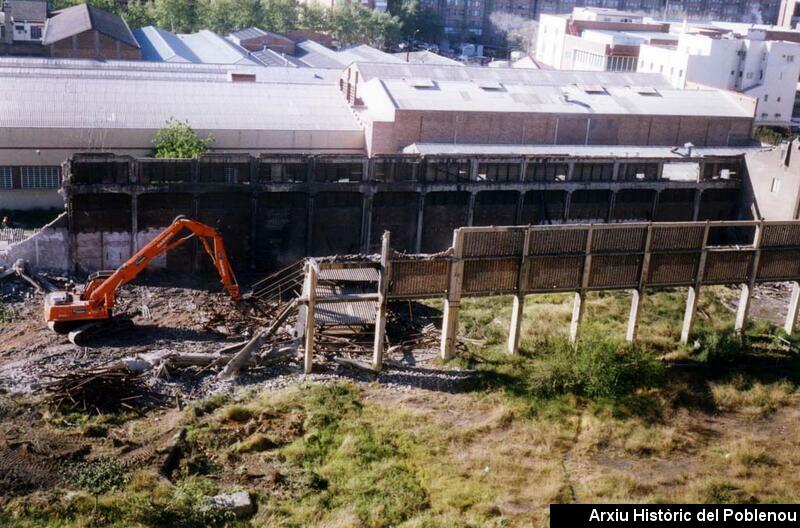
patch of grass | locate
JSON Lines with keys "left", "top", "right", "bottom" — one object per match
{"left": 235, "top": 433, "right": 276, "bottom": 453}
{"left": 190, "top": 393, "right": 230, "bottom": 418}
{"left": 711, "top": 378, "right": 794, "bottom": 415}
{"left": 221, "top": 404, "right": 253, "bottom": 422}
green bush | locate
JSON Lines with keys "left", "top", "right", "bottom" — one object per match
{"left": 692, "top": 329, "right": 748, "bottom": 366}
{"left": 531, "top": 338, "right": 664, "bottom": 400}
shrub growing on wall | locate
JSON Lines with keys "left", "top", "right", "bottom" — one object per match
{"left": 152, "top": 118, "right": 214, "bottom": 158}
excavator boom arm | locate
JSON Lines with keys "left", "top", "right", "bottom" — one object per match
{"left": 83, "top": 217, "right": 240, "bottom": 311}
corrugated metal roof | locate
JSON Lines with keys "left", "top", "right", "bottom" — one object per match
{"left": 316, "top": 300, "right": 378, "bottom": 325}
{"left": 0, "top": 73, "right": 361, "bottom": 131}
{"left": 353, "top": 62, "right": 673, "bottom": 87}
{"left": 177, "top": 30, "right": 256, "bottom": 66}
{"left": 251, "top": 48, "right": 301, "bottom": 68}
{"left": 0, "top": 56, "right": 340, "bottom": 83}
{"left": 392, "top": 50, "right": 463, "bottom": 66}
{"left": 230, "top": 27, "right": 267, "bottom": 40}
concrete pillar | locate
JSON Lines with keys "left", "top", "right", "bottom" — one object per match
{"left": 372, "top": 232, "right": 391, "bottom": 371}
{"left": 514, "top": 191, "right": 525, "bottom": 225}
{"left": 361, "top": 193, "right": 373, "bottom": 253}
{"left": 607, "top": 191, "right": 617, "bottom": 222}
{"left": 734, "top": 222, "right": 763, "bottom": 334}
{"left": 692, "top": 189, "right": 703, "bottom": 221}
{"left": 569, "top": 291, "right": 584, "bottom": 344}
{"left": 415, "top": 193, "right": 425, "bottom": 253}
{"left": 440, "top": 229, "right": 465, "bottom": 360}
{"left": 250, "top": 195, "right": 258, "bottom": 270}
{"left": 564, "top": 191, "right": 573, "bottom": 221}
{"left": 303, "top": 262, "right": 318, "bottom": 374}
{"left": 681, "top": 285, "right": 699, "bottom": 344}
{"left": 734, "top": 284, "right": 752, "bottom": 332}
{"left": 508, "top": 294, "right": 525, "bottom": 355}
{"left": 571, "top": 225, "right": 593, "bottom": 343}
{"left": 681, "top": 222, "right": 710, "bottom": 344}
{"left": 650, "top": 190, "right": 661, "bottom": 221}
{"left": 130, "top": 193, "right": 138, "bottom": 255}
{"left": 508, "top": 228, "right": 530, "bottom": 355}
{"left": 785, "top": 282, "right": 800, "bottom": 334}
{"left": 627, "top": 225, "right": 652, "bottom": 342}
{"left": 626, "top": 289, "right": 643, "bottom": 342}
{"left": 466, "top": 192, "right": 476, "bottom": 227}
{"left": 306, "top": 195, "right": 315, "bottom": 255}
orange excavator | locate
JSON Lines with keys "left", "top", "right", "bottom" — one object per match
{"left": 45, "top": 216, "right": 241, "bottom": 344}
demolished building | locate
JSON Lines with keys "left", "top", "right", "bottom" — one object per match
{"left": 2, "top": 56, "right": 797, "bottom": 274}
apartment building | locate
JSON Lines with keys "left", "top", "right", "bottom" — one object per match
{"left": 535, "top": 8, "right": 675, "bottom": 71}
{"left": 638, "top": 28, "right": 800, "bottom": 126}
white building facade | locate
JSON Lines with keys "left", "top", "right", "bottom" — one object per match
{"left": 638, "top": 32, "right": 800, "bottom": 126}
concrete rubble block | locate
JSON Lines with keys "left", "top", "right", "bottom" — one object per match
{"left": 206, "top": 491, "right": 255, "bottom": 518}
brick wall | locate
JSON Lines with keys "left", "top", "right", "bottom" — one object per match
{"left": 374, "top": 111, "right": 753, "bottom": 154}
{"left": 49, "top": 30, "right": 141, "bottom": 60}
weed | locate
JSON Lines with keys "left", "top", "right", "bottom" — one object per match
{"left": 222, "top": 404, "right": 253, "bottom": 422}
{"left": 190, "top": 393, "right": 230, "bottom": 418}
{"left": 711, "top": 378, "right": 793, "bottom": 415}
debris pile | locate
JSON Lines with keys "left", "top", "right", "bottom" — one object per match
{"left": 43, "top": 365, "right": 164, "bottom": 413}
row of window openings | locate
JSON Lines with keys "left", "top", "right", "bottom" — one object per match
{"left": 0, "top": 167, "right": 60, "bottom": 189}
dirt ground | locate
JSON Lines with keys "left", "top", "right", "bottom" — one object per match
{"left": 3, "top": 274, "right": 800, "bottom": 525}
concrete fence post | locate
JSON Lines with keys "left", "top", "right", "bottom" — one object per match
{"left": 734, "top": 220, "right": 763, "bottom": 333}
{"left": 303, "top": 261, "right": 318, "bottom": 375}
{"left": 785, "top": 281, "right": 800, "bottom": 335}
{"left": 681, "top": 222, "right": 711, "bottom": 344}
{"left": 507, "top": 228, "right": 531, "bottom": 355}
{"left": 372, "top": 231, "right": 391, "bottom": 371}
{"left": 570, "top": 225, "right": 594, "bottom": 344}
{"left": 440, "top": 228, "right": 465, "bottom": 361}
{"left": 626, "top": 224, "right": 653, "bottom": 342}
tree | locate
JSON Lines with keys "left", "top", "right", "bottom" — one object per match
{"left": 489, "top": 11, "right": 537, "bottom": 53}
{"left": 152, "top": 119, "right": 214, "bottom": 158}
{"left": 388, "top": 0, "right": 439, "bottom": 42}
{"left": 124, "top": 0, "right": 156, "bottom": 29}
{"left": 330, "top": 3, "right": 400, "bottom": 47}
{"left": 149, "top": 0, "right": 197, "bottom": 32}
{"left": 298, "top": 3, "right": 328, "bottom": 30}
{"left": 260, "top": 0, "right": 300, "bottom": 32}
{"left": 197, "top": 0, "right": 265, "bottom": 33}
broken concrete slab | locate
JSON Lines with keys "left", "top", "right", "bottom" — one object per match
{"left": 206, "top": 491, "right": 255, "bottom": 518}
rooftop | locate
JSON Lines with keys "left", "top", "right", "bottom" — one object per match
{"left": 134, "top": 27, "right": 257, "bottom": 66}
{"left": 0, "top": 56, "right": 340, "bottom": 83}
{"left": 0, "top": 70, "right": 361, "bottom": 132}
{"left": 8, "top": 0, "right": 47, "bottom": 22}
{"left": 43, "top": 4, "right": 138, "bottom": 48}
{"left": 352, "top": 62, "right": 673, "bottom": 88}
{"left": 369, "top": 78, "right": 752, "bottom": 118}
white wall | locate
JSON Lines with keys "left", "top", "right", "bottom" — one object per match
{"left": 638, "top": 34, "right": 800, "bottom": 126}
{"left": 535, "top": 15, "right": 568, "bottom": 69}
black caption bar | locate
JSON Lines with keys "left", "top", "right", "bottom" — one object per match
{"left": 551, "top": 504, "right": 800, "bottom": 528}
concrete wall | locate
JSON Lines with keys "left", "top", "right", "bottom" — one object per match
{"left": 747, "top": 141, "right": 800, "bottom": 220}
{"left": 0, "top": 212, "right": 69, "bottom": 271}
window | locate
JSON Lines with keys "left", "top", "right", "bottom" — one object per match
{"left": 0, "top": 167, "right": 11, "bottom": 189}
{"left": 787, "top": 55, "right": 795, "bottom": 62}
{"left": 778, "top": 96, "right": 782, "bottom": 102}
{"left": 746, "top": 72, "right": 753, "bottom": 79}
{"left": 223, "top": 166, "right": 238, "bottom": 183}
{"left": 30, "top": 26, "right": 41, "bottom": 39}
{"left": 764, "top": 94, "right": 769, "bottom": 102}
{"left": 14, "top": 25, "right": 24, "bottom": 32}
{"left": 21, "top": 166, "right": 59, "bottom": 189}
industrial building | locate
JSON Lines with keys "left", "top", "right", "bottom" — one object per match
{"left": 0, "top": 53, "right": 788, "bottom": 277}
